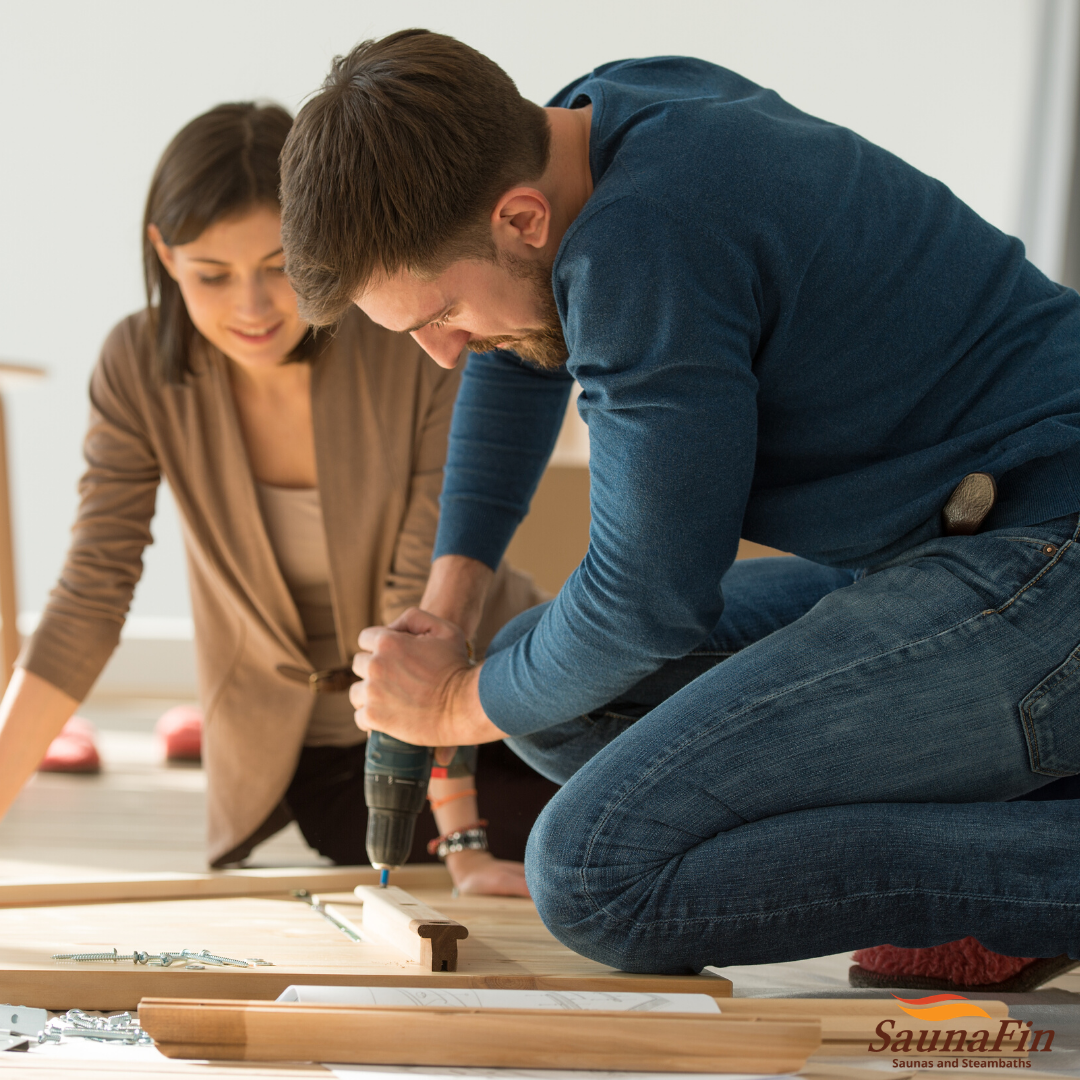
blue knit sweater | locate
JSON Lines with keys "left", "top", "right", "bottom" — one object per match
{"left": 433, "top": 57, "right": 1080, "bottom": 735}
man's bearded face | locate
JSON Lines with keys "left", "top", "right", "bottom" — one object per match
{"left": 466, "top": 252, "right": 569, "bottom": 370}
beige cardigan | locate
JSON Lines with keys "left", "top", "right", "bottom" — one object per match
{"left": 21, "top": 308, "right": 541, "bottom": 864}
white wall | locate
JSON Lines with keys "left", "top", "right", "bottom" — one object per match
{"left": 0, "top": 0, "right": 1062, "bottom": 668}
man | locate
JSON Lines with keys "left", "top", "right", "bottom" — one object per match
{"left": 279, "top": 29, "right": 1080, "bottom": 979}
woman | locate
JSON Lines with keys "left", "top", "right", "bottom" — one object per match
{"left": 0, "top": 102, "right": 555, "bottom": 892}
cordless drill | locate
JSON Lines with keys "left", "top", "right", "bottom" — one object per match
{"left": 363, "top": 735, "right": 479, "bottom": 879}
{"left": 363, "top": 732, "right": 433, "bottom": 875}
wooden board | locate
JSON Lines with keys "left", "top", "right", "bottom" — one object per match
{"left": 0, "top": 882, "right": 730, "bottom": 1010}
{"left": 0, "top": 864, "right": 447, "bottom": 908}
{"left": 140, "top": 997, "right": 821, "bottom": 1073}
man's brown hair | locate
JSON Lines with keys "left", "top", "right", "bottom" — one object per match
{"left": 280, "top": 29, "right": 551, "bottom": 326}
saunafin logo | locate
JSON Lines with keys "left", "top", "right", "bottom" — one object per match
{"left": 868, "top": 993, "right": 1055, "bottom": 1061}
{"left": 893, "top": 993, "right": 994, "bottom": 1023}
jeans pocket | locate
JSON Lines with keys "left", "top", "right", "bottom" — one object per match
{"left": 1020, "top": 641, "right": 1080, "bottom": 776}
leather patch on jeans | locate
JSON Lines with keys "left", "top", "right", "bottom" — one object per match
{"left": 1020, "top": 641, "right": 1080, "bottom": 776}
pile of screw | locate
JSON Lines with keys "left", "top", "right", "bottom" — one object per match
{"left": 51, "top": 948, "right": 272, "bottom": 969}
{"left": 38, "top": 1010, "right": 152, "bottom": 1046}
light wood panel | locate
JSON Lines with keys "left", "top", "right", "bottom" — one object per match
{"left": 0, "top": 882, "right": 730, "bottom": 1010}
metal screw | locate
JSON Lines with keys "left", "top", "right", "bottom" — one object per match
{"left": 53, "top": 949, "right": 122, "bottom": 963}
{"left": 191, "top": 949, "right": 250, "bottom": 967}
{"left": 52, "top": 946, "right": 271, "bottom": 968}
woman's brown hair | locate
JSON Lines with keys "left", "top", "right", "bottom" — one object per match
{"left": 144, "top": 101, "right": 316, "bottom": 382}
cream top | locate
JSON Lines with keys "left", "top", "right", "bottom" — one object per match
{"left": 255, "top": 482, "right": 364, "bottom": 748}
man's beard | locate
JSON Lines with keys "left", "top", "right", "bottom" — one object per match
{"left": 467, "top": 254, "right": 569, "bottom": 370}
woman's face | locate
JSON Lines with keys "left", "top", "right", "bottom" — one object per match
{"left": 149, "top": 205, "right": 308, "bottom": 369}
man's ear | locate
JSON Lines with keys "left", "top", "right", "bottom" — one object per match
{"left": 147, "top": 224, "right": 179, "bottom": 281}
{"left": 490, "top": 187, "right": 551, "bottom": 252}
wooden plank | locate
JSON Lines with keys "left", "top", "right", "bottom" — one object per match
{"left": 0, "top": 864, "right": 449, "bottom": 908}
{"left": 139, "top": 997, "right": 821, "bottom": 1073}
{"left": 349, "top": 885, "right": 467, "bottom": 971}
{"left": 0, "top": 886, "right": 731, "bottom": 1010}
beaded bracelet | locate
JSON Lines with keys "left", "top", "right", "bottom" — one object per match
{"left": 426, "top": 820, "right": 489, "bottom": 860}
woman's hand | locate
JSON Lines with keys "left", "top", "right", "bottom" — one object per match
{"left": 445, "top": 849, "right": 530, "bottom": 897}
{"left": 351, "top": 608, "right": 506, "bottom": 747}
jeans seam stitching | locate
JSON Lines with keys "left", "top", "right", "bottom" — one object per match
{"left": 1019, "top": 642, "right": 1080, "bottom": 776}
{"left": 992, "top": 533, "right": 1072, "bottom": 616}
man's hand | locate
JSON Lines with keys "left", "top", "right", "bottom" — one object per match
{"left": 351, "top": 608, "right": 507, "bottom": 747}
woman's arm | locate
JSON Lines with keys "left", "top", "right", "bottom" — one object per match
{"left": 2, "top": 319, "right": 161, "bottom": 825}
{"left": 0, "top": 669, "right": 79, "bottom": 821}
{"left": 21, "top": 320, "right": 161, "bottom": 703}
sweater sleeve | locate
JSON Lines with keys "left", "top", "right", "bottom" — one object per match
{"left": 478, "top": 200, "right": 761, "bottom": 734}
{"left": 433, "top": 349, "right": 574, "bottom": 569}
{"left": 380, "top": 362, "right": 460, "bottom": 623}
{"left": 18, "top": 321, "right": 160, "bottom": 700}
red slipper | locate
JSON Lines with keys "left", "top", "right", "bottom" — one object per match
{"left": 38, "top": 715, "right": 101, "bottom": 773}
{"left": 850, "top": 937, "right": 1079, "bottom": 992}
{"left": 155, "top": 704, "right": 203, "bottom": 762}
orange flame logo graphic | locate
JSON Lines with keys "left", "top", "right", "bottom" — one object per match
{"left": 892, "top": 994, "right": 993, "bottom": 1022}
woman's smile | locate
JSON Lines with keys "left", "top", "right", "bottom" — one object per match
{"left": 228, "top": 320, "right": 284, "bottom": 345}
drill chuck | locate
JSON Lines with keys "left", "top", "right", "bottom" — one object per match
{"left": 364, "top": 731, "right": 433, "bottom": 870}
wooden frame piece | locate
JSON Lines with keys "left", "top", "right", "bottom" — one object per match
{"left": 350, "top": 884, "right": 468, "bottom": 971}
{"left": 0, "top": 886, "right": 731, "bottom": 1010}
{"left": 0, "top": 863, "right": 450, "bottom": 909}
{"left": 139, "top": 997, "right": 822, "bottom": 1073}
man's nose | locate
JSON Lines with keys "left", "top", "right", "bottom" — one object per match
{"left": 411, "top": 326, "right": 470, "bottom": 369}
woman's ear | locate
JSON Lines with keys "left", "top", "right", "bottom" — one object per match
{"left": 147, "top": 224, "right": 179, "bottom": 281}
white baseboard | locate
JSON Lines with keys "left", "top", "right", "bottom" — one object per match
{"left": 18, "top": 614, "right": 198, "bottom": 698}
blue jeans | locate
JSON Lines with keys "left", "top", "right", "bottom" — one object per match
{"left": 496, "top": 514, "right": 1080, "bottom": 974}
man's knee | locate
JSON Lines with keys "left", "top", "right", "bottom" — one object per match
{"left": 524, "top": 790, "right": 600, "bottom": 953}
{"left": 524, "top": 781, "right": 688, "bottom": 973}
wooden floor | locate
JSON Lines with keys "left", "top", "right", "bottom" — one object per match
{"left": 0, "top": 695, "right": 324, "bottom": 880}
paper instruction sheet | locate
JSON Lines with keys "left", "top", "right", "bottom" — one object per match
{"left": 277, "top": 984, "right": 722, "bottom": 1012}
